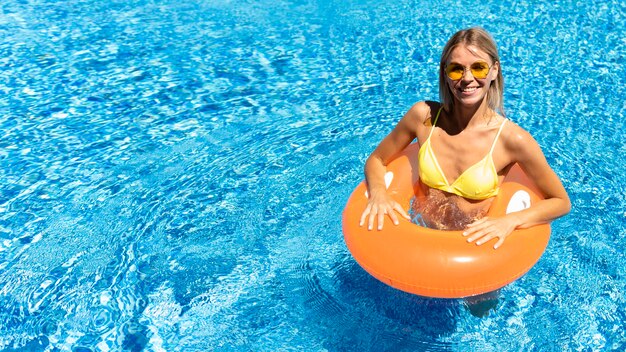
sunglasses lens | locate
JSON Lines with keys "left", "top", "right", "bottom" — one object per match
{"left": 446, "top": 64, "right": 464, "bottom": 80}
{"left": 446, "top": 62, "right": 491, "bottom": 80}
{"left": 470, "top": 62, "right": 490, "bottom": 79}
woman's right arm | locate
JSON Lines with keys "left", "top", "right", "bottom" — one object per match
{"left": 359, "top": 102, "right": 428, "bottom": 230}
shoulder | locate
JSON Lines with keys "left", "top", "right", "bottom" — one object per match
{"left": 500, "top": 119, "right": 543, "bottom": 160}
{"left": 406, "top": 101, "right": 441, "bottom": 127}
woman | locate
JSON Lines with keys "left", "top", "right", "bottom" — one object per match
{"left": 358, "top": 27, "right": 570, "bottom": 316}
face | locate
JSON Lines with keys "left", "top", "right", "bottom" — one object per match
{"left": 445, "top": 44, "right": 499, "bottom": 108}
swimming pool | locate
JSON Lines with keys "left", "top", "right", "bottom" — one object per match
{"left": 1, "top": 0, "right": 624, "bottom": 350}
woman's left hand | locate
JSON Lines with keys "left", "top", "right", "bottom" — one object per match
{"left": 462, "top": 215, "right": 521, "bottom": 249}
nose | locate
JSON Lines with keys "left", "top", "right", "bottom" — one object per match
{"left": 461, "top": 67, "right": 474, "bottom": 81}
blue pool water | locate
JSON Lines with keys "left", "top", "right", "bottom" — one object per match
{"left": 1, "top": 0, "right": 625, "bottom": 350}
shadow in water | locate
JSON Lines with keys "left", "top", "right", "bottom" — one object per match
{"left": 300, "top": 254, "right": 462, "bottom": 350}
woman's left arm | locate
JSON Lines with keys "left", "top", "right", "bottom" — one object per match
{"left": 464, "top": 125, "right": 571, "bottom": 249}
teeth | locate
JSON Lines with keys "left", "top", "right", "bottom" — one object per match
{"left": 462, "top": 87, "right": 477, "bottom": 92}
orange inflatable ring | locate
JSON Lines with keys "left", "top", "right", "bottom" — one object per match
{"left": 342, "top": 143, "right": 551, "bottom": 298}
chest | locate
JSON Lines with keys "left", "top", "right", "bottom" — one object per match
{"left": 428, "top": 128, "right": 504, "bottom": 179}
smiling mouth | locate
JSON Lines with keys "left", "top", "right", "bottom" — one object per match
{"left": 461, "top": 87, "right": 478, "bottom": 93}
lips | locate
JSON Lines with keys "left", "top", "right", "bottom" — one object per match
{"left": 457, "top": 85, "right": 479, "bottom": 97}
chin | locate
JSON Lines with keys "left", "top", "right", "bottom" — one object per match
{"left": 454, "top": 96, "right": 485, "bottom": 107}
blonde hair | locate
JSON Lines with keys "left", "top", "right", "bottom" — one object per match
{"left": 438, "top": 27, "right": 504, "bottom": 116}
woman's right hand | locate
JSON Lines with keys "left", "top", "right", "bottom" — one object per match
{"left": 359, "top": 190, "right": 410, "bottom": 231}
{"left": 359, "top": 102, "right": 426, "bottom": 231}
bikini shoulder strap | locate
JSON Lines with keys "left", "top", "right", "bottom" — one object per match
{"left": 428, "top": 106, "right": 444, "bottom": 139}
{"left": 489, "top": 120, "right": 507, "bottom": 154}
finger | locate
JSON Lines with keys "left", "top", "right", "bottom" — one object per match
{"left": 359, "top": 205, "right": 372, "bottom": 226}
{"left": 466, "top": 229, "right": 489, "bottom": 243}
{"left": 377, "top": 209, "right": 384, "bottom": 230}
{"left": 393, "top": 203, "right": 411, "bottom": 220}
{"left": 388, "top": 210, "right": 399, "bottom": 226}
{"left": 367, "top": 206, "right": 377, "bottom": 230}
{"left": 467, "top": 217, "right": 488, "bottom": 227}
{"left": 494, "top": 237, "right": 505, "bottom": 249}
{"left": 475, "top": 234, "right": 496, "bottom": 246}
{"left": 463, "top": 220, "right": 491, "bottom": 236}
{"left": 462, "top": 226, "right": 483, "bottom": 238}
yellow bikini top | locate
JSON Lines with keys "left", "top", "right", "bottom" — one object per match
{"left": 418, "top": 108, "right": 506, "bottom": 200}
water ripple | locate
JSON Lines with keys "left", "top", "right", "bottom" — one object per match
{"left": 0, "top": 0, "right": 624, "bottom": 350}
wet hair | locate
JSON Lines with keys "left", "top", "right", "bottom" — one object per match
{"left": 438, "top": 27, "right": 505, "bottom": 116}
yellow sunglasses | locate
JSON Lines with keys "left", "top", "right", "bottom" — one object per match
{"left": 445, "top": 61, "right": 493, "bottom": 80}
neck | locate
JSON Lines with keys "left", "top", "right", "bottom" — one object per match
{"left": 449, "top": 99, "right": 493, "bottom": 131}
